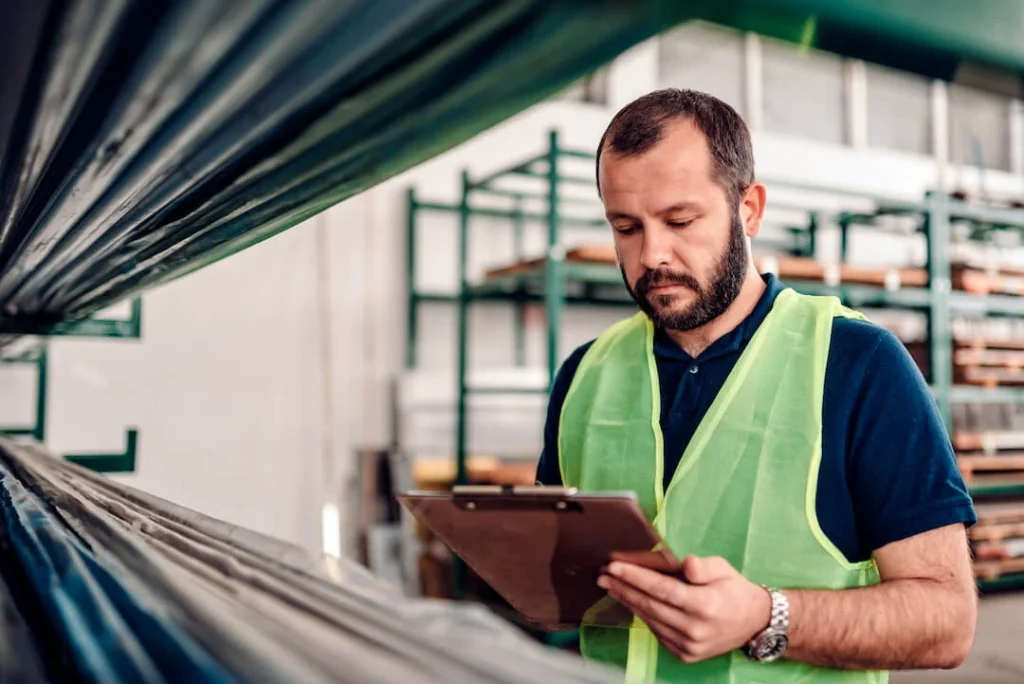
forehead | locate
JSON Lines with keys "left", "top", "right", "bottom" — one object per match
{"left": 598, "top": 119, "right": 717, "bottom": 203}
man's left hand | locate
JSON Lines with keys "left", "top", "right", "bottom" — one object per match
{"left": 598, "top": 555, "right": 771, "bottom": 663}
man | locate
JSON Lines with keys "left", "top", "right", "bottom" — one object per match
{"left": 536, "top": 89, "right": 978, "bottom": 683}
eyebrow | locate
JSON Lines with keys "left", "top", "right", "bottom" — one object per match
{"left": 605, "top": 201, "right": 702, "bottom": 222}
{"left": 656, "top": 201, "right": 702, "bottom": 215}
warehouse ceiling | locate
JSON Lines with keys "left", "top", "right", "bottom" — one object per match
{"left": 0, "top": 0, "right": 1022, "bottom": 333}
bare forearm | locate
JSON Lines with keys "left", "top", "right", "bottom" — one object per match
{"left": 785, "top": 579, "right": 976, "bottom": 670}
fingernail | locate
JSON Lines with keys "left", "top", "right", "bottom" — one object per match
{"left": 598, "top": 576, "right": 609, "bottom": 590}
{"left": 607, "top": 562, "right": 622, "bottom": 576}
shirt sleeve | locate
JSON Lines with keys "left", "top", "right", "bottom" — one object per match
{"left": 535, "top": 341, "right": 594, "bottom": 486}
{"left": 841, "top": 323, "right": 977, "bottom": 554}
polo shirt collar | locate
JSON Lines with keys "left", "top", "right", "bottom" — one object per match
{"left": 652, "top": 273, "right": 786, "bottom": 362}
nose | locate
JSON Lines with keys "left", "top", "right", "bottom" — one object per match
{"left": 639, "top": 223, "right": 673, "bottom": 271}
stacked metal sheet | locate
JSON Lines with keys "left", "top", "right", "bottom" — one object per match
{"left": 0, "top": 436, "right": 620, "bottom": 684}
{"left": 0, "top": 0, "right": 692, "bottom": 332}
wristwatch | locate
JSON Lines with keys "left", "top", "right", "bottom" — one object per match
{"left": 744, "top": 587, "right": 789, "bottom": 663}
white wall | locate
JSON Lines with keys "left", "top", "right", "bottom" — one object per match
{"left": 3, "top": 26, "right": 1024, "bottom": 558}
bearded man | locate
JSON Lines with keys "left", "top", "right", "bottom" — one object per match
{"left": 535, "top": 88, "right": 977, "bottom": 683}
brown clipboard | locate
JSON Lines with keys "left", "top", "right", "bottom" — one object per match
{"left": 397, "top": 485, "right": 682, "bottom": 631}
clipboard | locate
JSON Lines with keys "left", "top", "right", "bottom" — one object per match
{"left": 397, "top": 485, "right": 681, "bottom": 631}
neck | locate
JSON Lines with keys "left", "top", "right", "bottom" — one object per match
{"left": 663, "top": 266, "right": 766, "bottom": 357}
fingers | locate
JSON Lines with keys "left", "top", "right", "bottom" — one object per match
{"left": 606, "top": 562, "right": 689, "bottom": 604}
{"left": 599, "top": 573, "right": 695, "bottom": 635}
{"left": 682, "top": 555, "right": 736, "bottom": 585}
{"left": 600, "top": 577, "right": 719, "bottom": 664}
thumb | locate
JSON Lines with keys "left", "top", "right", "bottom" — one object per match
{"left": 682, "top": 555, "right": 736, "bottom": 585}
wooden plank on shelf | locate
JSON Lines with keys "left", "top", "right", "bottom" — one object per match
{"left": 954, "top": 348, "right": 1024, "bottom": 368}
{"left": 971, "top": 523, "right": 1024, "bottom": 542}
{"left": 412, "top": 456, "right": 501, "bottom": 489}
{"left": 412, "top": 456, "right": 537, "bottom": 488}
{"left": 954, "top": 431, "right": 1024, "bottom": 453}
{"left": 968, "top": 473, "right": 1024, "bottom": 496}
{"left": 958, "top": 453, "right": 1024, "bottom": 479}
{"left": 953, "top": 265, "right": 1024, "bottom": 296}
{"left": 754, "top": 256, "right": 928, "bottom": 288}
{"left": 974, "top": 556, "right": 1024, "bottom": 581}
{"left": 478, "top": 248, "right": 1024, "bottom": 301}
{"left": 972, "top": 538, "right": 1024, "bottom": 560}
{"left": 949, "top": 189, "right": 1024, "bottom": 211}
{"left": 956, "top": 366, "right": 1024, "bottom": 387}
{"left": 566, "top": 245, "right": 616, "bottom": 264}
{"left": 974, "top": 500, "right": 1024, "bottom": 524}
{"left": 482, "top": 246, "right": 616, "bottom": 280}
{"left": 956, "top": 338, "right": 1024, "bottom": 352}
{"left": 484, "top": 257, "right": 548, "bottom": 280}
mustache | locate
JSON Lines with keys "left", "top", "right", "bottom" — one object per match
{"left": 635, "top": 268, "right": 701, "bottom": 294}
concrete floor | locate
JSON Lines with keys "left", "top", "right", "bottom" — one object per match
{"left": 893, "top": 591, "right": 1024, "bottom": 683}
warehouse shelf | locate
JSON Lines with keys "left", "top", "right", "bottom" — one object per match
{"left": 405, "top": 130, "right": 1024, "bottom": 606}
{"left": 0, "top": 300, "right": 143, "bottom": 474}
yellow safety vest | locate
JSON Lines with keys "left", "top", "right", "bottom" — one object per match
{"left": 558, "top": 288, "right": 887, "bottom": 684}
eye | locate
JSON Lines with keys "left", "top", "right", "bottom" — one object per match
{"left": 668, "top": 219, "right": 693, "bottom": 229}
{"left": 614, "top": 223, "right": 640, "bottom": 236}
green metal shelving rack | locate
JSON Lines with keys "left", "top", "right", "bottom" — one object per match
{"left": 405, "top": 130, "right": 1024, "bottom": 602}
{"left": 0, "top": 298, "right": 144, "bottom": 473}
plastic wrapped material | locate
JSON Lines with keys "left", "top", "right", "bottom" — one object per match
{"left": 0, "top": 436, "right": 621, "bottom": 684}
{"left": 0, "top": 0, "right": 697, "bottom": 330}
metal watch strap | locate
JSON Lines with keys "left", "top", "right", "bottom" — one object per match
{"left": 745, "top": 587, "right": 789, "bottom": 662}
{"left": 767, "top": 588, "right": 789, "bottom": 633}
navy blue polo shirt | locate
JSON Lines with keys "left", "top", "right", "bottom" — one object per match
{"left": 537, "top": 274, "right": 977, "bottom": 563}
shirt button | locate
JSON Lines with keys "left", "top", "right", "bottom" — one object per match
{"left": 689, "top": 365, "right": 699, "bottom": 375}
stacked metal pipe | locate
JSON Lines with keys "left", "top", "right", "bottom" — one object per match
{"left": 0, "top": 436, "right": 619, "bottom": 684}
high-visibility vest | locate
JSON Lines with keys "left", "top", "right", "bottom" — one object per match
{"left": 558, "top": 288, "right": 887, "bottom": 684}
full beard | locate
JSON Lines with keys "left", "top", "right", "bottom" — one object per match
{"left": 623, "top": 213, "right": 749, "bottom": 331}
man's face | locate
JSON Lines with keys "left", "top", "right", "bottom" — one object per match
{"left": 598, "top": 119, "right": 750, "bottom": 331}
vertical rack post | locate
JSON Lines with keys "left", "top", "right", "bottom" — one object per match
{"left": 406, "top": 188, "right": 419, "bottom": 369}
{"left": 33, "top": 344, "right": 47, "bottom": 442}
{"left": 128, "top": 297, "right": 143, "bottom": 338}
{"left": 512, "top": 193, "right": 527, "bottom": 367}
{"left": 452, "top": 171, "right": 473, "bottom": 600}
{"left": 925, "top": 191, "right": 953, "bottom": 433}
{"left": 455, "top": 171, "right": 472, "bottom": 487}
{"left": 544, "top": 130, "right": 563, "bottom": 387}
{"left": 839, "top": 215, "right": 850, "bottom": 263}
{"left": 806, "top": 211, "right": 818, "bottom": 258}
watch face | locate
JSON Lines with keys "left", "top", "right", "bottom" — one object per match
{"left": 753, "top": 631, "right": 788, "bottom": 662}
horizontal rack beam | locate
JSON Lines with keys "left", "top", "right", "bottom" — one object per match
{"left": 978, "top": 573, "right": 1024, "bottom": 592}
{"left": 506, "top": 168, "right": 593, "bottom": 185}
{"left": 412, "top": 200, "right": 605, "bottom": 226}
{"left": 467, "top": 186, "right": 599, "bottom": 206}
{"left": 0, "top": 428, "right": 35, "bottom": 437}
{"left": 557, "top": 148, "right": 594, "bottom": 160}
{"left": 948, "top": 292, "right": 1024, "bottom": 316}
{"left": 948, "top": 200, "right": 1024, "bottom": 230}
{"left": 0, "top": 298, "right": 142, "bottom": 338}
{"left": 414, "top": 291, "right": 635, "bottom": 307}
{"left": 465, "top": 386, "right": 548, "bottom": 395}
{"left": 432, "top": 260, "right": 1024, "bottom": 318}
{"left": 950, "top": 386, "right": 1024, "bottom": 404}
{"left": 968, "top": 482, "right": 1024, "bottom": 497}
{"left": 469, "top": 155, "right": 548, "bottom": 189}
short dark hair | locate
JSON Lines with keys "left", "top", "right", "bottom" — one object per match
{"left": 596, "top": 88, "right": 754, "bottom": 209}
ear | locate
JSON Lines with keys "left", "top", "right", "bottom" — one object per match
{"left": 739, "top": 182, "right": 766, "bottom": 238}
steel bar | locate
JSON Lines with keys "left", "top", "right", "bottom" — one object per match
{"left": 0, "top": 436, "right": 625, "bottom": 683}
